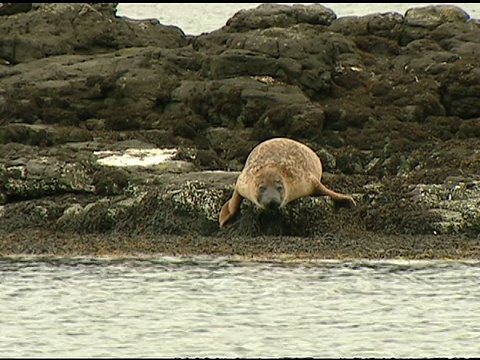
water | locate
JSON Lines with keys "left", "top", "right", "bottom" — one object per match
{"left": 116, "top": 3, "right": 480, "bottom": 35}
{"left": 1, "top": 256, "right": 480, "bottom": 358}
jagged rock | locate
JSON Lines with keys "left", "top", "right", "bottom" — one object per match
{"left": 400, "top": 5, "right": 471, "bottom": 45}
{"left": 330, "top": 11, "right": 404, "bottom": 39}
{"left": 0, "top": 47, "right": 202, "bottom": 129}
{"left": 0, "top": 3, "right": 32, "bottom": 16}
{"left": 405, "top": 178, "right": 480, "bottom": 235}
{"left": 0, "top": 3, "right": 186, "bottom": 64}
{"left": 224, "top": 3, "right": 336, "bottom": 31}
{"left": 0, "top": 123, "right": 93, "bottom": 145}
{"left": 1, "top": 3, "right": 480, "bottom": 251}
{"left": 439, "top": 61, "right": 480, "bottom": 118}
{"left": 171, "top": 77, "right": 325, "bottom": 138}
{"left": 404, "top": 5, "right": 470, "bottom": 29}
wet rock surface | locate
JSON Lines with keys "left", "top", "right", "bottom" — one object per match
{"left": 1, "top": 3, "right": 480, "bottom": 259}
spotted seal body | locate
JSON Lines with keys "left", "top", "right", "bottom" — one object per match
{"left": 219, "top": 137, "right": 356, "bottom": 227}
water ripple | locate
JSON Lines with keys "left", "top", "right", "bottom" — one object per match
{"left": 1, "top": 257, "right": 479, "bottom": 357}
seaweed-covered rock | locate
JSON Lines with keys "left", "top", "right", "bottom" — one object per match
{"left": 0, "top": 3, "right": 32, "bottom": 16}
{"left": 0, "top": 3, "right": 186, "bottom": 64}
{"left": 1, "top": 3, "right": 480, "bottom": 257}
{"left": 224, "top": 3, "right": 336, "bottom": 31}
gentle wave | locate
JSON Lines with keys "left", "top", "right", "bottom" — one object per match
{"left": 1, "top": 256, "right": 479, "bottom": 357}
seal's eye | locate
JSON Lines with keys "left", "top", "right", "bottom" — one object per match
{"left": 275, "top": 182, "right": 284, "bottom": 193}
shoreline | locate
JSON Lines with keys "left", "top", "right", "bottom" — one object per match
{"left": 1, "top": 4, "right": 480, "bottom": 257}
{"left": 1, "top": 229, "right": 479, "bottom": 260}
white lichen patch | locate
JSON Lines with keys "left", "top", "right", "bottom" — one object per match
{"left": 166, "top": 180, "right": 225, "bottom": 222}
{"left": 411, "top": 182, "right": 480, "bottom": 234}
{"left": 94, "top": 148, "right": 178, "bottom": 167}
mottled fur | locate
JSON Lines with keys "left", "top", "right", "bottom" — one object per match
{"left": 219, "top": 137, "right": 356, "bottom": 227}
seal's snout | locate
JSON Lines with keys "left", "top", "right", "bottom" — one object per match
{"left": 258, "top": 184, "right": 283, "bottom": 209}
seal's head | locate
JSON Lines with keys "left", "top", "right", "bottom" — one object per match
{"left": 254, "top": 169, "right": 285, "bottom": 209}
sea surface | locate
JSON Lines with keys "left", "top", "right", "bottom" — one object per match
{"left": 116, "top": 3, "right": 480, "bottom": 35}
{"left": 1, "top": 256, "right": 480, "bottom": 358}
{"left": 3, "top": 3, "right": 480, "bottom": 358}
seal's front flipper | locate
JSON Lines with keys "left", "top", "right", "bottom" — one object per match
{"left": 219, "top": 190, "right": 244, "bottom": 227}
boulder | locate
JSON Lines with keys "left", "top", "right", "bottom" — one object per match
{"left": 0, "top": 3, "right": 187, "bottom": 64}
{"left": 224, "top": 3, "right": 336, "bottom": 31}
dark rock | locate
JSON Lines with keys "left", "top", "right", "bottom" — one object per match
{"left": 456, "top": 118, "right": 480, "bottom": 139}
{"left": 206, "top": 127, "right": 254, "bottom": 169}
{"left": 0, "top": 123, "right": 93, "bottom": 145}
{"left": 0, "top": 3, "right": 480, "bottom": 257}
{"left": 171, "top": 77, "right": 323, "bottom": 134}
{"left": 0, "top": 3, "right": 31, "bottom": 16}
{"left": 0, "top": 3, "right": 187, "bottom": 64}
{"left": 440, "top": 61, "right": 480, "bottom": 118}
{"left": 330, "top": 12, "right": 404, "bottom": 39}
{"left": 224, "top": 3, "right": 336, "bottom": 31}
{"left": 399, "top": 5, "right": 471, "bottom": 45}
{"left": 404, "top": 5, "right": 470, "bottom": 29}
{"left": 252, "top": 102, "right": 324, "bottom": 141}
{"left": 93, "top": 167, "right": 130, "bottom": 195}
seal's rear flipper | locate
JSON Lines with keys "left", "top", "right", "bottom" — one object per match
{"left": 219, "top": 190, "right": 244, "bottom": 227}
{"left": 314, "top": 181, "right": 356, "bottom": 208}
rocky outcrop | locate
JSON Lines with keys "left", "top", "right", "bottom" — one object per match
{"left": 1, "top": 3, "right": 480, "bottom": 258}
{"left": 0, "top": 3, "right": 186, "bottom": 63}
{"left": 0, "top": 3, "right": 32, "bottom": 16}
